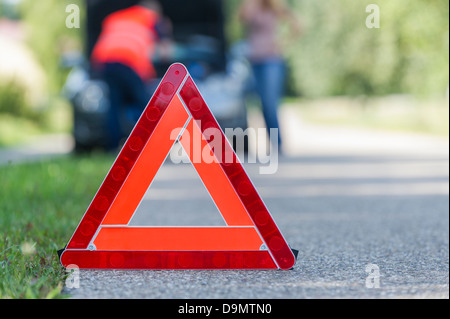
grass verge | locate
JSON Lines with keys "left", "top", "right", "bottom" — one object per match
{"left": 284, "top": 96, "right": 449, "bottom": 137}
{"left": 0, "top": 153, "right": 114, "bottom": 298}
{"left": 0, "top": 99, "right": 72, "bottom": 147}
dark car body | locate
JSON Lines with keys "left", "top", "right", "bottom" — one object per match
{"left": 67, "top": 0, "right": 250, "bottom": 152}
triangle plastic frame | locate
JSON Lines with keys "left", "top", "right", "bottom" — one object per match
{"left": 59, "top": 63, "right": 296, "bottom": 270}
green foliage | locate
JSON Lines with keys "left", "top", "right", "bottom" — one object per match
{"left": 0, "top": 81, "right": 29, "bottom": 117}
{"left": 18, "top": 0, "right": 85, "bottom": 94}
{"left": 226, "top": 0, "right": 449, "bottom": 98}
{"left": 0, "top": 0, "right": 84, "bottom": 145}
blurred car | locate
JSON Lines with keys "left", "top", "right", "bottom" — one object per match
{"left": 64, "top": 0, "right": 250, "bottom": 152}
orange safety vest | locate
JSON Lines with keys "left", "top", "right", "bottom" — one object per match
{"left": 91, "top": 6, "right": 159, "bottom": 81}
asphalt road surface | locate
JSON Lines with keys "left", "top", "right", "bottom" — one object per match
{"left": 60, "top": 108, "right": 449, "bottom": 299}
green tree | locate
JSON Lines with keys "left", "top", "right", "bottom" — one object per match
{"left": 18, "top": 0, "right": 85, "bottom": 95}
{"left": 226, "top": 0, "right": 449, "bottom": 98}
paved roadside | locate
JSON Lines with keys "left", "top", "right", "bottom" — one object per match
{"left": 1, "top": 108, "right": 447, "bottom": 299}
{"left": 62, "top": 107, "right": 449, "bottom": 299}
{"left": 1, "top": 107, "right": 447, "bottom": 165}
{"left": 0, "top": 134, "right": 73, "bottom": 166}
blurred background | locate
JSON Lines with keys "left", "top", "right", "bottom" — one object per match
{"left": 0, "top": 0, "right": 448, "bottom": 150}
{"left": 0, "top": 0, "right": 448, "bottom": 299}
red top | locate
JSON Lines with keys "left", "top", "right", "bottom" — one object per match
{"left": 91, "top": 6, "right": 159, "bottom": 81}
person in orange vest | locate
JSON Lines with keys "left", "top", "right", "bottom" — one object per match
{"left": 91, "top": 0, "right": 171, "bottom": 149}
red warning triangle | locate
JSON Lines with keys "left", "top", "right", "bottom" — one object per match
{"left": 60, "top": 64, "right": 296, "bottom": 270}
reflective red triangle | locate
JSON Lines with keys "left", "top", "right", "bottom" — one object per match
{"left": 60, "top": 63, "right": 296, "bottom": 270}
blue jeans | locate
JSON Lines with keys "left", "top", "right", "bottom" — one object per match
{"left": 251, "top": 59, "right": 285, "bottom": 149}
{"left": 99, "top": 63, "right": 150, "bottom": 149}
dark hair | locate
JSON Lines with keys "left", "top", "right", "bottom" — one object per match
{"left": 260, "top": 0, "right": 286, "bottom": 15}
{"left": 139, "top": 0, "right": 161, "bottom": 13}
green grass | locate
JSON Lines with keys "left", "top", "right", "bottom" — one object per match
{"left": 0, "top": 114, "right": 45, "bottom": 147}
{"left": 284, "top": 96, "right": 450, "bottom": 137}
{"left": 0, "top": 153, "right": 115, "bottom": 298}
{"left": 0, "top": 98, "right": 72, "bottom": 147}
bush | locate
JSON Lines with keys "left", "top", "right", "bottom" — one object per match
{"left": 0, "top": 81, "right": 30, "bottom": 117}
{"left": 226, "top": 0, "right": 449, "bottom": 98}
{"left": 288, "top": 0, "right": 449, "bottom": 98}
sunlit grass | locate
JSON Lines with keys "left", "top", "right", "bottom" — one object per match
{"left": 0, "top": 153, "right": 114, "bottom": 298}
{"left": 0, "top": 99, "right": 72, "bottom": 147}
{"left": 285, "top": 96, "right": 449, "bottom": 136}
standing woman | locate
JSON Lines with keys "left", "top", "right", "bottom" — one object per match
{"left": 239, "top": 0, "right": 301, "bottom": 152}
